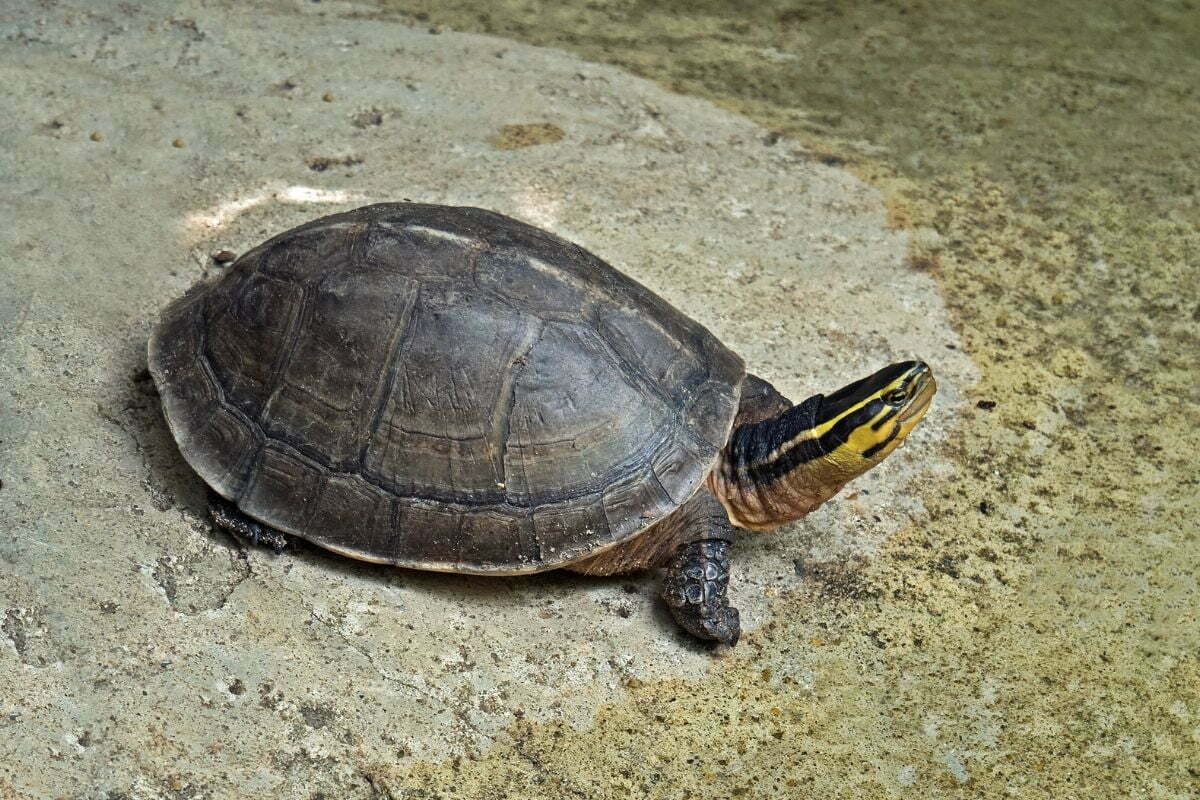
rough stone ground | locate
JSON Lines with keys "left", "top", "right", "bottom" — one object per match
{"left": 0, "top": 2, "right": 977, "bottom": 797}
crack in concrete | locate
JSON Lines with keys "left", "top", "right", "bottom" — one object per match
{"left": 264, "top": 575, "right": 513, "bottom": 757}
{"left": 98, "top": 393, "right": 258, "bottom": 615}
{"left": 266, "top": 577, "right": 449, "bottom": 704}
{"left": 152, "top": 544, "right": 255, "bottom": 616}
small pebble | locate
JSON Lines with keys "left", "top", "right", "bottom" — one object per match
{"left": 976, "top": 399, "right": 997, "bottom": 410}
{"left": 322, "top": 91, "right": 335, "bottom": 102}
{"left": 89, "top": 131, "right": 103, "bottom": 142}
{"left": 212, "top": 250, "right": 237, "bottom": 264}
{"left": 172, "top": 138, "right": 185, "bottom": 148}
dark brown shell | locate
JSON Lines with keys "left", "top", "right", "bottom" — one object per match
{"left": 149, "top": 204, "right": 744, "bottom": 573}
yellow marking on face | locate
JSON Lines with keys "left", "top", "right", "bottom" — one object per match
{"left": 763, "top": 367, "right": 921, "bottom": 465}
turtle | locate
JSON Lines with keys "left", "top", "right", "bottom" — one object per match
{"left": 148, "top": 203, "right": 936, "bottom": 646}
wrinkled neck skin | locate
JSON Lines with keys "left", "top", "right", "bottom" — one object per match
{"left": 706, "top": 394, "right": 863, "bottom": 531}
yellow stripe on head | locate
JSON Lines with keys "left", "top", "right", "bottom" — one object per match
{"left": 745, "top": 361, "right": 936, "bottom": 485}
{"left": 822, "top": 361, "right": 936, "bottom": 467}
{"left": 715, "top": 361, "right": 937, "bottom": 532}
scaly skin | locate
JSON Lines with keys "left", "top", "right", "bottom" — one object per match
{"left": 662, "top": 539, "right": 739, "bottom": 646}
{"left": 209, "top": 492, "right": 288, "bottom": 553}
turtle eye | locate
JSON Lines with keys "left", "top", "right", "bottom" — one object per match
{"left": 884, "top": 388, "right": 907, "bottom": 405}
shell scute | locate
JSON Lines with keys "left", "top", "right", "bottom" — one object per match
{"left": 240, "top": 443, "right": 324, "bottom": 534}
{"left": 265, "top": 268, "right": 418, "bottom": 466}
{"left": 531, "top": 493, "right": 612, "bottom": 563}
{"left": 475, "top": 247, "right": 590, "bottom": 317}
{"left": 204, "top": 271, "right": 303, "bottom": 421}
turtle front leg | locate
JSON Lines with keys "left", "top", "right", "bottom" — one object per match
{"left": 661, "top": 491, "right": 740, "bottom": 647}
{"left": 663, "top": 538, "right": 739, "bottom": 646}
{"left": 564, "top": 489, "right": 740, "bottom": 646}
{"left": 208, "top": 491, "right": 288, "bottom": 553}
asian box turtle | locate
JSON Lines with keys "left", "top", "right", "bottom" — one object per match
{"left": 149, "top": 203, "right": 936, "bottom": 646}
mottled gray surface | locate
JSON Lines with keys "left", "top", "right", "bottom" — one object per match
{"left": 0, "top": 1, "right": 973, "bottom": 796}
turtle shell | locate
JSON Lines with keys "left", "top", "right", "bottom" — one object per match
{"left": 149, "top": 204, "right": 744, "bottom": 573}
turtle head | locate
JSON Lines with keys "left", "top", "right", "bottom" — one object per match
{"left": 814, "top": 360, "right": 936, "bottom": 472}
{"left": 710, "top": 361, "right": 936, "bottom": 530}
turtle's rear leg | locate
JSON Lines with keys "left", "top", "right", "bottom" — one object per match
{"left": 208, "top": 491, "right": 288, "bottom": 553}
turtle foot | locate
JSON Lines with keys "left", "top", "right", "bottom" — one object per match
{"left": 663, "top": 539, "right": 741, "bottom": 647}
{"left": 208, "top": 492, "right": 288, "bottom": 553}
